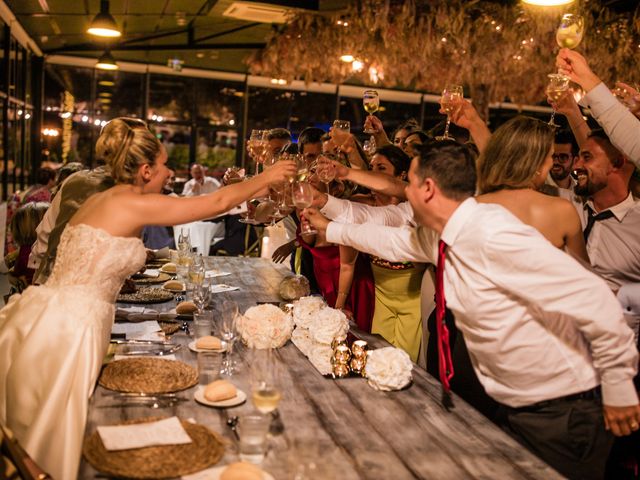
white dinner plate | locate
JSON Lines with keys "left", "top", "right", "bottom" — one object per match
{"left": 182, "top": 465, "right": 274, "bottom": 480}
{"left": 194, "top": 386, "right": 246, "bottom": 408}
{"left": 188, "top": 340, "right": 226, "bottom": 353}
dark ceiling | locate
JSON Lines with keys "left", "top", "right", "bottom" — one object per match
{"left": 6, "top": 0, "right": 639, "bottom": 74}
{"left": 6, "top": 0, "right": 347, "bottom": 72}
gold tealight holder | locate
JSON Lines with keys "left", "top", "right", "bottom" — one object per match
{"left": 333, "top": 344, "right": 351, "bottom": 363}
{"left": 351, "top": 340, "right": 368, "bottom": 358}
{"left": 331, "top": 338, "right": 347, "bottom": 350}
{"left": 350, "top": 356, "right": 366, "bottom": 375}
{"left": 332, "top": 363, "right": 350, "bottom": 378}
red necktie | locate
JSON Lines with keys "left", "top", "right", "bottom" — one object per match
{"left": 436, "top": 239, "right": 454, "bottom": 396}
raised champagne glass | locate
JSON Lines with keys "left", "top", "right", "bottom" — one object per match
{"left": 292, "top": 181, "right": 317, "bottom": 235}
{"left": 332, "top": 120, "right": 350, "bottom": 155}
{"left": 556, "top": 14, "right": 584, "bottom": 50}
{"left": 546, "top": 74, "right": 570, "bottom": 127}
{"left": 363, "top": 90, "right": 379, "bottom": 134}
{"left": 435, "top": 84, "right": 463, "bottom": 141}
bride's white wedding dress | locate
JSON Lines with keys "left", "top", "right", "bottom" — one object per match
{"left": 0, "top": 224, "right": 145, "bottom": 480}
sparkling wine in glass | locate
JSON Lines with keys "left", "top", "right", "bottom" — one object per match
{"left": 363, "top": 90, "right": 379, "bottom": 134}
{"left": 250, "top": 349, "right": 282, "bottom": 414}
{"left": 546, "top": 73, "right": 570, "bottom": 127}
{"left": 556, "top": 14, "right": 584, "bottom": 50}
{"left": 332, "top": 120, "right": 350, "bottom": 153}
{"left": 292, "top": 181, "right": 317, "bottom": 235}
{"left": 435, "top": 84, "right": 463, "bottom": 141}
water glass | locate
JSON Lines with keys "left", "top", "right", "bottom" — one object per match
{"left": 237, "top": 414, "right": 270, "bottom": 464}
{"left": 194, "top": 311, "right": 213, "bottom": 339}
{"left": 197, "top": 351, "right": 221, "bottom": 385}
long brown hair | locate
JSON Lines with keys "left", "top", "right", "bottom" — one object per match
{"left": 477, "top": 116, "right": 554, "bottom": 194}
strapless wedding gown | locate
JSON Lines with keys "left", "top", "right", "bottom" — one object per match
{"left": 0, "top": 224, "right": 146, "bottom": 480}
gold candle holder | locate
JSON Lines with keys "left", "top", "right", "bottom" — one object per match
{"left": 351, "top": 340, "right": 368, "bottom": 358}
{"left": 350, "top": 356, "right": 366, "bottom": 375}
{"left": 333, "top": 344, "right": 351, "bottom": 363}
{"left": 332, "top": 363, "right": 350, "bottom": 378}
{"left": 331, "top": 338, "right": 347, "bottom": 350}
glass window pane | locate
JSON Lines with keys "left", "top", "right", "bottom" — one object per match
{"left": 193, "top": 78, "right": 243, "bottom": 127}
{"left": 96, "top": 70, "right": 144, "bottom": 120}
{"left": 195, "top": 127, "right": 237, "bottom": 177}
{"left": 149, "top": 74, "right": 194, "bottom": 122}
{"left": 155, "top": 124, "right": 191, "bottom": 173}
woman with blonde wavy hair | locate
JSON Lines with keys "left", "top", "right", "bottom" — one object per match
{"left": 0, "top": 118, "right": 296, "bottom": 480}
{"left": 476, "top": 115, "right": 588, "bottom": 261}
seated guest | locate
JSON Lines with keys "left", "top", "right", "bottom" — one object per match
{"left": 5, "top": 202, "right": 49, "bottom": 297}
{"left": 22, "top": 168, "right": 56, "bottom": 204}
{"left": 182, "top": 163, "right": 221, "bottom": 196}
{"left": 306, "top": 141, "right": 639, "bottom": 480}
{"left": 51, "top": 162, "right": 85, "bottom": 199}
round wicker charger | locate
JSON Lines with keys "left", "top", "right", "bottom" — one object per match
{"left": 83, "top": 417, "right": 225, "bottom": 479}
{"left": 99, "top": 358, "right": 197, "bottom": 394}
{"left": 117, "top": 287, "right": 174, "bottom": 304}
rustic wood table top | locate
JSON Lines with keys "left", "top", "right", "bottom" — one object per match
{"left": 79, "top": 256, "right": 563, "bottom": 480}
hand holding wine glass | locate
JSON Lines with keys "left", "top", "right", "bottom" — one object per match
{"left": 546, "top": 74, "right": 571, "bottom": 127}
{"left": 301, "top": 207, "right": 330, "bottom": 233}
{"left": 363, "top": 90, "right": 380, "bottom": 134}
{"left": 331, "top": 120, "right": 351, "bottom": 153}
{"left": 292, "top": 182, "right": 317, "bottom": 235}
{"left": 435, "top": 84, "right": 464, "bottom": 141}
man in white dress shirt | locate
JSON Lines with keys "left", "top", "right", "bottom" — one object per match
{"left": 306, "top": 141, "right": 639, "bottom": 479}
{"left": 182, "top": 164, "right": 221, "bottom": 196}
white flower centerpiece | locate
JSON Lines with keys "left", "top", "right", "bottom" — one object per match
{"left": 365, "top": 347, "right": 413, "bottom": 391}
{"left": 290, "top": 296, "right": 350, "bottom": 375}
{"left": 237, "top": 303, "right": 294, "bottom": 349}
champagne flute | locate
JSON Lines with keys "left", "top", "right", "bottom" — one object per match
{"left": 292, "top": 181, "right": 317, "bottom": 235}
{"left": 219, "top": 300, "right": 239, "bottom": 375}
{"left": 435, "top": 84, "right": 463, "bottom": 141}
{"left": 556, "top": 14, "right": 585, "bottom": 50}
{"left": 546, "top": 73, "right": 570, "bottom": 127}
{"left": 188, "top": 254, "right": 205, "bottom": 285}
{"left": 363, "top": 90, "right": 379, "bottom": 134}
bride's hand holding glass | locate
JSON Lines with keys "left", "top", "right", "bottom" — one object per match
{"left": 300, "top": 207, "right": 330, "bottom": 234}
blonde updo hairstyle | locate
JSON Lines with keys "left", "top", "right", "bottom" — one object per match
{"left": 95, "top": 118, "right": 162, "bottom": 184}
{"left": 477, "top": 116, "right": 554, "bottom": 194}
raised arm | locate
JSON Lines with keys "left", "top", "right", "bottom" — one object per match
{"left": 335, "top": 245, "right": 358, "bottom": 311}
{"left": 319, "top": 157, "right": 407, "bottom": 199}
{"left": 446, "top": 99, "right": 492, "bottom": 153}
{"left": 548, "top": 90, "right": 590, "bottom": 147}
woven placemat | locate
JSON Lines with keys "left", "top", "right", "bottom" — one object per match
{"left": 83, "top": 417, "right": 225, "bottom": 479}
{"left": 117, "top": 287, "right": 174, "bottom": 304}
{"left": 133, "top": 272, "right": 172, "bottom": 285}
{"left": 99, "top": 358, "right": 197, "bottom": 394}
{"left": 159, "top": 321, "right": 180, "bottom": 335}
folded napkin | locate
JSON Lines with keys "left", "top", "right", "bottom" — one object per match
{"left": 115, "top": 308, "right": 177, "bottom": 323}
{"left": 143, "top": 268, "right": 160, "bottom": 278}
{"left": 205, "top": 270, "right": 231, "bottom": 279}
{"left": 210, "top": 284, "right": 240, "bottom": 294}
{"left": 114, "top": 354, "right": 177, "bottom": 361}
{"left": 112, "top": 320, "right": 162, "bottom": 340}
{"left": 97, "top": 416, "right": 192, "bottom": 451}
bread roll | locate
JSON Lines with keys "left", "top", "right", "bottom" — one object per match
{"left": 161, "top": 262, "right": 177, "bottom": 273}
{"left": 196, "top": 335, "right": 222, "bottom": 350}
{"left": 220, "top": 462, "right": 264, "bottom": 480}
{"left": 176, "top": 301, "right": 198, "bottom": 315}
{"left": 204, "top": 380, "right": 237, "bottom": 402}
{"left": 163, "top": 279, "right": 184, "bottom": 291}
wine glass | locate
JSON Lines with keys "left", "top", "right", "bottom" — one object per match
{"left": 192, "top": 280, "right": 211, "bottom": 313}
{"left": 315, "top": 155, "right": 336, "bottom": 193}
{"left": 435, "top": 84, "right": 463, "bottom": 141}
{"left": 292, "top": 181, "right": 317, "bottom": 235}
{"left": 556, "top": 14, "right": 585, "bottom": 50}
{"left": 363, "top": 90, "right": 379, "bottom": 134}
{"left": 546, "top": 74, "right": 570, "bottom": 127}
{"left": 188, "top": 254, "right": 205, "bottom": 285}
{"left": 219, "top": 300, "right": 240, "bottom": 376}
{"left": 250, "top": 348, "right": 282, "bottom": 414}
{"left": 332, "top": 120, "right": 350, "bottom": 154}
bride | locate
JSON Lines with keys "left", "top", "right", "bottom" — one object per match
{"left": 0, "top": 118, "right": 296, "bottom": 479}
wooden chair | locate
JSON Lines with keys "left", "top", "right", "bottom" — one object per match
{"left": 0, "top": 423, "right": 51, "bottom": 480}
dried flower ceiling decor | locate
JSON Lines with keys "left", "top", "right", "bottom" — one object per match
{"left": 247, "top": 0, "right": 640, "bottom": 115}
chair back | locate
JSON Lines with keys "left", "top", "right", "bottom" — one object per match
{"left": 0, "top": 423, "right": 52, "bottom": 480}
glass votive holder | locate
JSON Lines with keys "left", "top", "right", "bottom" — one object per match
{"left": 197, "top": 351, "right": 221, "bottom": 385}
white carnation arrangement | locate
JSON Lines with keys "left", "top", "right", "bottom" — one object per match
{"left": 292, "top": 296, "right": 326, "bottom": 329}
{"left": 291, "top": 296, "right": 350, "bottom": 375}
{"left": 365, "top": 347, "right": 413, "bottom": 391}
{"left": 237, "top": 304, "right": 294, "bottom": 349}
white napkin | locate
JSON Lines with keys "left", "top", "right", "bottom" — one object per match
{"left": 210, "top": 284, "right": 240, "bottom": 294}
{"left": 114, "top": 354, "right": 176, "bottom": 361}
{"left": 112, "top": 320, "right": 162, "bottom": 339}
{"left": 143, "top": 268, "right": 160, "bottom": 278}
{"left": 205, "top": 270, "right": 231, "bottom": 279}
{"left": 97, "top": 416, "right": 192, "bottom": 451}
{"left": 154, "top": 247, "right": 171, "bottom": 259}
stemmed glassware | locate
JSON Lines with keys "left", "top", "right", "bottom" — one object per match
{"left": 331, "top": 120, "right": 350, "bottom": 154}
{"left": 315, "top": 155, "right": 336, "bottom": 193}
{"left": 192, "top": 280, "right": 211, "bottom": 313}
{"left": 219, "top": 300, "right": 239, "bottom": 376}
{"left": 435, "top": 84, "right": 463, "bottom": 141}
{"left": 250, "top": 348, "right": 282, "bottom": 415}
{"left": 363, "top": 90, "right": 379, "bottom": 134}
{"left": 546, "top": 74, "right": 571, "bottom": 127}
{"left": 292, "top": 181, "right": 317, "bottom": 235}
{"left": 556, "top": 14, "right": 585, "bottom": 51}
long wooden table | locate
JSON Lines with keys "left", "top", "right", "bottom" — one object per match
{"left": 79, "top": 257, "right": 564, "bottom": 479}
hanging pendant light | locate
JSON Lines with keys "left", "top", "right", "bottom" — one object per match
{"left": 87, "top": 0, "right": 121, "bottom": 38}
{"left": 522, "top": 0, "right": 574, "bottom": 6}
{"left": 96, "top": 50, "right": 119, "bottom": 70}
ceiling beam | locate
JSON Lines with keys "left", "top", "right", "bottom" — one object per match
{"left": 44, "top": 42, "right": 266, "bottom": 53}
{"left": 195, "top": 22, "right": 261, "bottom": 43}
